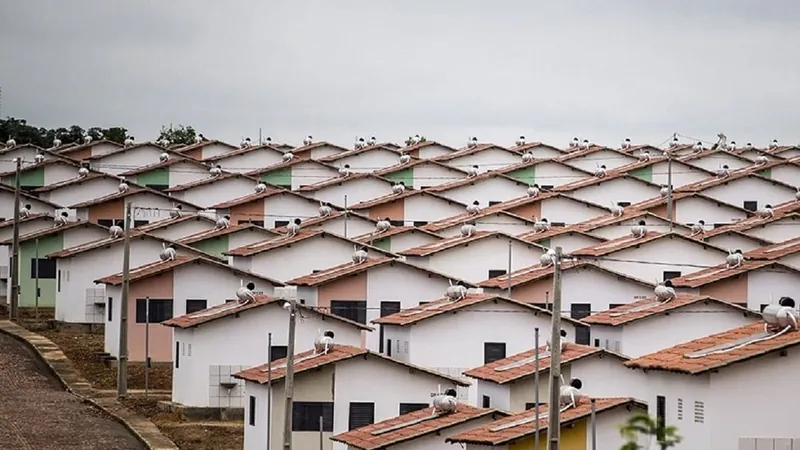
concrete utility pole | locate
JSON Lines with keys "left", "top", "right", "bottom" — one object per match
{"left": 282, "top": 299, "right": 298, "bottom": 450}
{"left": 546, "top": 246, "right": 564, "bottom": 450}
{"left": 117, "top": 202, "right": 133, "bottom": 399}
{"left": 9, "top": 157, "right": 22, "bottom": 321}
{"left": 534, "top": 327, "right": 541, "bottom": 450}
{"left": 267, "top": 332, "right": 273, "bottom": 450}
{"left": 666, "top": 134, "right": 675, "bottom": 232}
{"left": 343, "top": 195, "right": 349, "bottom": 238}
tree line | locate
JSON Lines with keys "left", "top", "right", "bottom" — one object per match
{"left": 0, "top": 117, "right": 201, "bottom": 148}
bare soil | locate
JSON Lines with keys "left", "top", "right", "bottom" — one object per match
{"left": 123, "top": 398, "right": 244, "bottom": 450}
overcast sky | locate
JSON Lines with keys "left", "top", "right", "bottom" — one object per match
{"left": 2, "top": 0, "right": 799, "bottom": 149}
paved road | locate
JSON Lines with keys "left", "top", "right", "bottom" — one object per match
{"left": 0, "top": 331, "right": 144, "bottom": 450}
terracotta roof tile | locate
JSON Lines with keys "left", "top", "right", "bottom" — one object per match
{"left": 0, "top": 184, "right": 61, "bottom": 208}
{"left": 245, "top": 157, "right": 336, "bottom": 177}
{"left": 135, "top": 214, "right": 216, "bottom": 232}
{"left": 67, "top": 187, "right": 146, "bottom": 208}
{"left": 478, "top": 260, "right": 587, "bottom": 288}
{"left": 745, "top": 236, "right": 800, "bottom": 260}
{"left": 421, "top": 210, "right": 532, "bottom": 233}
{"left": 287, "top": 257, "right": 392, "bottom": 286}
{"left": 118, "top": 155, "right": 205, "bottom": 176}
{"left": 625, "top": 321, "right": 800, "bottom": 374}
{"left": 317, "top": 144, "right": 402, "bottom": 162}
{"left": 270, "top": 210, "right": 378, "bottom": 233}
{"left": 349, "top": 189, "right": 465, "bottom": 211}
{"left": 330, "top": 404, "right": 505, "bottom": 450}
{"left": 224, "top": 229, "right": 325, "bottom": 256}
{"left": 374, "top": 158, "right": 468, "bottom": 177}
{"left": 446, "top": 398, "right": 645, "bottom": 445}
{"left": 94, "top": 255, "right": 196, "bottom": 285}
{"left": 426, "top": 172, "right": 525, "bottom": 193}
{"left": 0, "top": 213, "right": 52, "bottom": 230}
{"left": 171, "top": 140, "right": 238, "bottom": 154}
{"left": 570, "top": 231, "right": 664, "bottom": 257}
{"left": 233, "top": 344, "right": 470, "bottom": 386}
{"left": 676, "top": 171, "right": 787, "bottom": 193}
{"left": 352, "top": 226, "right": 442, "bottom": 243}
{"left": 554, "top": 172, "right": 655, "bottom": 192}
{"left": 162, "top": 295, "right": 370, "bottom": 330}
{"left": 669, "top": 261, "right": 796, "bottom": 288}
{"left": 0, "top": 220, "right": 105, "bottom": 245}
{"left": 202, "top": 143, "right": 284, "bottom": 161}
{"left": 164, "top": 172, "right": 257, "bottom": 192}
{"left": 399, "top": 231, "right": 499, "bottom": 256}
{"left": 47, "top": 231, "right": 140, "bottom": 258}
{"left": 463, "top": 343, "right": 625, "bottom": 384}
{"left": 432, "top": 143, "right": 515, "bottom": 161}
{"left": 178, "top": 223, "right": 275, "bottom": 244}
{"left": 582, "top": 294, "right": 755, "bottom": 327}
{"left": 31, "top": 173, "right": 106, "bottom": 192}
{"left": 289, "top": 141, "right": 350, "bottom": 155}
{"left": 210, "top": 186, "right": 288, "bottom": 209}
{"left": 296, "top": 172, "right": 390, "bottom": 192}
{"left": 372, "top": 294, "right": 585, "bottom": 327}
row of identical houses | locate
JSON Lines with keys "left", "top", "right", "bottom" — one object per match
{"left": 1, "top": 135, "right": 799, "bottom": 449}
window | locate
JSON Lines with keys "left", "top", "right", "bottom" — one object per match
{"left": 760, "top": 304, "right": 769, "bottom": 312}
{"left": 242, "top": 220, "right": 265, "bottom": 227}
{"left": 175, "top": 341, "right": 180, "bottom": 369}
{"left": 185, "top": 299, "right": 207, "bottom": 314}
{"left": 135, "top": 299, "right": 174, "bottom": 323}
{"left": 330, "top": 300, "right": 367, "bottom": 324}
{"left": 348, "top": 402, "right": 375, "bottom": 430}
{"left": 386, "top": 339, "right": 392, "bottom": 357}
{"left": 30, "top": 258, "right": 56, "bottom": 279}
{"left": 379, "top": 301, "right": 401, "bottom": 353}
{"left": 693, "top": 401, "right": 704, "bottom": 424}
{"left": 571, "top": 303, "right": 592, "bottom": 345}
{"left": 488, "top": 269, "right": 507, "bottom": 279}
{"left": 147, "top": 184, "right": 169, "bottom": 191}
{"left": 134, "top": 220, "right": 149, "bottom": 227}
{"left": 484, "top": 342, "right": 506, "bottom": 364}
{"left": 662, "top": 271, "right": 681, "bottom": 281}
{"left": 389, "top": 220, "right": 404, "bottom": 227}
{"left": 525, "top": 403, "right": 544, "bottom": 410}
{"left": 292, "top": 402, "right": 333, "bottom": 432}
{"left": 107, "top": 298, "right": 113, "bottom": 321}
{"left": 677, "top": 398, "right": 683, "bottom": 421}
{"left": 57, "top": 270, "right": 61, "bottom": 291}
{"left": 249, "top": 396, "right": 256, "bottom": 426}
{"left": 399, "top": 403, "right": 428, "bottom": 415}
{"left": 617, "top": 202, "right": 631, "bottom": 207}
{"left": 656, "top": 395, "right": 666, "bottom": 440}
{"left": 270, "top": 345, "right": 288, "bottom": 362}
{"left": 540, "top": 185, "right": 554, "bottom": 190}
{"left": 593, "top": 338, "right": 600, "bottom": 347}
{"left": 609, "top": 303, "right": 625, "bottom": 310}
{"left": 713, "top": 223, "right": 727, "bottom": 229}
{"left": 482, "top": 395, "right": 491, "bottom": 407}
{"left": 550, "top": 222, "right": 566, "bottom": 227}
{"left": 97, "top": 219, "right": 115, "bottom": 228}
{"left": 413, "top": 221, "right": 428, "bottom": 227}
{"left": 743, "top": 201, "right": 758, "bottom": 211}
{"left": 274, "top": 220, "right": 289, "bottom": 228}
{"left": 419, "top": 301, "right": 429, "bottom": 306}
{"left": 488, "top": 201, "right": 502, "bottom": 206}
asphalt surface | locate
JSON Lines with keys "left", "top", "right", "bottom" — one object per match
{"left": 0, "top": 331, "right": 145, "bottom": 450}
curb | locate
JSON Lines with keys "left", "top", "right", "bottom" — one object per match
{"left": 0, "top": 320, "right": 179, "bottom": 450}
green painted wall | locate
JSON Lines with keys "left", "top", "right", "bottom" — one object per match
{"left": 136, "top": 168, "right": 170, "bottom": 187}
{"left": 383, "top": 168, "right": 413, "bottom": 186}
{"left": 190, "top": 235, "right": 229, "bottom": 258}
{"left": 537, "top": 238, "right": 551, "bottom": 248}
{"left": 759, "top": 168, "right": 772, "bottom": 178}
{"left": 371, "top": 237, "right": 391, "bottom": 251}
{"left": 261, "top": 167, "right": 292, "bottom": 188}
{"left": 507, "top": 167, "right": 535, "bottom": 184}
{"left": 19, "top": 233, "right": 64, "bottom": 308}
{"left": 630, "top": 165, "right": 653, "bottom": 182}
{"left": 2, "top": 167, "right": 45, "bottom": 189}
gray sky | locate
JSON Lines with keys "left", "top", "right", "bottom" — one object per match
{"left": 2, "top": 0, "right": 799, "bottom": 148}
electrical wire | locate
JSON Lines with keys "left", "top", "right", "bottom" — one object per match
{"left": 298, "top": 306, "right": 760, "bottom": 315}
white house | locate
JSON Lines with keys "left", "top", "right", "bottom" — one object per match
{"left": 403, "top": 141, "right": 458, "bottom": 160}
{"left": 700, "top": 230, "right": 773, "bottom": 253}
{"left": 0, "top": 185, "right": 62, "bottom": 220}
{"left": 556, "top": 173, "right": 662, "bottom": 207}
{"left": 134, "top": 215, "right": 220, "bottom": 241}
{"left": 668, "top": 261, "right": 800, "bottom": 311}
{"left": 517, "top": 227, "right": 606, "bottom": 253}
{"left": 177, "top": 223, "right": 278, "bottom": 258}
{"left": 84, "top": 143, "right": 181, "bottom": 176}
{"left": 558, "top": 146, "right": 639, "bottom": 172}
{"left": 745, "top": 236, "right": 800, "bottom": 271}
{"left": 427, "top": 173, "right": 531, "bottom": 207}
{"left": 630, "top": 193, "right": 750, "bottom": 228}
{"left": 247, "top": 158, "right": 339, "bottom": 190}
{"left": 733, "top": 212, "right": 800, "bottom": 244}
{"left": 288, "top": 256, "right": 475, "bottom": 351}
{"left": 677, "top": 172, "right": 798, "bottom": 211}
{"left": 434, "top": 144, "right": 522, "bottom": 174}
{"left": 626, "top": 317, "right": 800, "bottom": 450}
{"left": 399, "top": 231, "right": 545, "bottom": 283}
{"left": 571, "top": 231, "right": 731, "bottom": 282}
{"left": 348, "top": 190, "right": 467, "bottom": 227}
{"left": 447, "top": 397, "right": 647, "bottom": 450}
{"left": 618, "top": 157, "right": 714, "bottom": 188}
{"left": 162, "top": 293, "right": 369, "bottom": 408}
{"left": 353, "top": 226, "right": 444, "bottom": 253}
{"left": 375, "top": 159, "right": 469, "bottom": 190}
{"left": 226, "top": 230, "right": 394, "bottom": 282}
{"left": 273, "top": 210, "right": 379, "bottom": 239}
{"left": 164, "top": 173, "right": 259, "bottom": 208}
{"left": 583, "top": 294, "right": 760, "bottom": 358}
{"left": 422, "top": 210, "right": 536, "bottom": 238}
{"left": 298, "top": 173, "right": 396, "bottom": 206}
{"left": 489, "top": 193, "right": 611, "bottom": 226}
{"left": 373, "top": 292, "right": 583, "bottom": 403}
{"left": 499, "top": 159, "right": 593, "bottom": 188}
{"left": 679, "top": 149, "right": 755, "bottom": 173}
{"left": 318, "top": 145, "right": 402, "bottom": 173}
{"left": 330, "top": 404, "right": 507, "bottom": 450}
{"left": 202, "top": 144, "right": 287, "bottom": 173}
{"left": 234, "top": 343, "right": 470, "bottom": 450}
{"left": 175, "top": 140, "right": 239, "bottom": 160}
{"left": 0, "top": 159, "right": 87, "bottom": 190}
{"left": 463, "top": 343, "right": 641, "bottom": 412}
{"left": 574, "top": 210, "right": 689, "bottom": 240}
{"left": 119, "top": 157, "right": 212, "bottom": 190}
{"left": 56, "top": 139, "right": 122, "bottom": 160}
{"left": 290, "top": 141, "right": 351, "bottom": 160}
{"left": 211, "top": 187, "right": 333, "bottom": 229}
{"left": 33, "top": 172, "right": 130, "bottom": 207}
{"left": 509, "top": 141, "right": 565, "bottom": 159}
{"left": 98, "top": 255, "right": 283, "bottom": 362}
{"left": 70, "top": 188, "right": 201, "bottom": 228}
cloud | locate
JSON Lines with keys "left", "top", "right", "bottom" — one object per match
{"left": 2, "top": 0, "right": 799, "bottom": 148}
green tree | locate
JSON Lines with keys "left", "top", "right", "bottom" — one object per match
{"left": 158, "top": 124, "right": 199, "bottom": 146}
{"left": 0, "top": 118, "right": 129, "bottom": 147}
{"left": 619, "top": 413, "right": 682, "bottom": 450}
{"left": 101, "top": 127, "right": 129, "bottom": 144}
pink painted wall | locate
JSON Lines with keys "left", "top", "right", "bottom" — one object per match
{"left": 316, "top": 272, "right": 368, "bottom": 347}
{"left": 699, "top": 275, "right": 748, "bottom": 304}
{"left": 127, "top": 270, "right": 175, "bottom": 362}
{"left": 510, "top": 277, "right": 554, "bottom": 304}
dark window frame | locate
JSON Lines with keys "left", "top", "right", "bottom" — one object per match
{"left": 175, "top": 341, "right": 180, "bottom": 369}
{"left": 379, "top": 302, "right": 401, "bottom": 353}
{"left": 292, "top": 401, "right": 334, "bottom": 432}
{"left": 488, "top": 201, "right": 502, "bottom": 206}
{"left": 482, "top": 395, "right": 491, "bottom": 408}
{"left": 133, "top": 220, "right": 149, "bottom": 227}
{"left": 413, "top": 221, "right": 428, "bottom": 227}
{"left": 525, "top": 402, "right": 544, "bottom": 410}
{"left": 389, "top": 220, "right": 405, "bottom": 227}
{"left": 147, "top": 184, "right": 169, "bottom": 191}
{"left": 488, "top": 269, "right": 507, "bottom": 279}
{"left": 743, "top": 201, "right": 758, "bottom": 212}
{"left": 30, "top": 258, "right": 56, "bottom": 279}
{"left": 270, "top": 345, "right": 288, "bottom": 362}
{"left": 135, "top": 298, "right": 174, "bottom": 323}
{"left": 662, "top": 271, "right": 682, "bottom": 281}
{"left": 274, "top": 220, "right": 290, "bottom": 228}
{"left": 348, "top": 402, "right": 375, "bottom": 430}
{"left": 248, "top": 396, "right": 256, "bottom": 426}
{"left": 185, "top": 299, "right": 208, "bottom": 314}
{"left": 107, "top": 297, "right": 113, "bottom": 321}
{"left": 656, "top": 395, "right": 666, "bottom": 440}
{"left": 484, "top": 342, "right": 507, "bottom": 364}
{"left": 399, "top": 403, "right": 429, "bottom": 415}
{"left": 571, "top": 303, "right": 592, "bottom": 345}
{"left": 609, "top": 303, "right": 625, "bottom": 310}
{"left": 330, "top": 300, "right": 367, "bottom": 324}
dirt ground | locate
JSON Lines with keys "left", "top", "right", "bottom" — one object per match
{"left": 123, "top": 398, "right": 244, "bottom": 450}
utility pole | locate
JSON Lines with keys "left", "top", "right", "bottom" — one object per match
{"left": 9, "top": 157, "right": 22, "bottom": 321}
{"left": 506, "top": 240, "right": 512, "bottom": 297}
{"left": 546, "top": 247, "right": 564, "bottom": 450}
{"left": 117, "top": 202, "right": 133, "bottom": 399}
{"left": 343, "top": 195, "right": 349, "bottom": 238}
{"left": 666, "top": 135, "right": 675, "bottom": 232}
{"left": 534, "top": 327, "right": 541, "bottom": 450}
{"left": 282, "top": 299, "right": 298, "bottom": 450}
{"left": 267, "top": 332, "right": 273, "bottom": 450}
